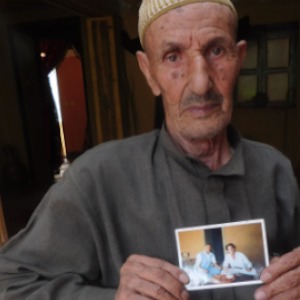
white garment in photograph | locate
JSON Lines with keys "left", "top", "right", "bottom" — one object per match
{"left": 222, "top": 251, "right": 257, "bottom": 276}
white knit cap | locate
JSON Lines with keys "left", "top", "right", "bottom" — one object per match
{"left": 138, "top": 0, "right": 237, "bottom": 48}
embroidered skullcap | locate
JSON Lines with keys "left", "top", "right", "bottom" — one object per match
{"left": 138, "top": 0, "right": 237, "bottom": 48}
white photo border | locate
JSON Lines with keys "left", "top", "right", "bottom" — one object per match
{"left": 175, "top": 219, "right": 269, "bottom": 291}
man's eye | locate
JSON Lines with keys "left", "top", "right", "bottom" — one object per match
{"left": 211, "top": 47, "right": 223, "bottom": 56}
{"left": 166, "top": 53, "right": 179, "bottom": 62}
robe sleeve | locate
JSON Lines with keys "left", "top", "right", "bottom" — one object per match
{"left": 0, "top": 170, "right": 117, "bottom": 300}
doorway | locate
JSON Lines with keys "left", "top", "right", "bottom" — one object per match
{"left": 8, "top": 17, "right": 89, "bottom": 184}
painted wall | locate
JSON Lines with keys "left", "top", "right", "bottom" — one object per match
{"left": 178, "top": 229, "right": 205, "bottom": 259}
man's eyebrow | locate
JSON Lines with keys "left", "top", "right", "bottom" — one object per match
{"left": 204, "top": 36, "right": 233, "bottom": 49}
{"left": 160, "top": 41, "right": 185, "bottom": 53}
{"left": 159, "top": 36, "right": 232, "bottom": 53}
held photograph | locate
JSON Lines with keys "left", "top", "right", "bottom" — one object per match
{"left": 175, "top": 219, "right": 269, "bottom": 291}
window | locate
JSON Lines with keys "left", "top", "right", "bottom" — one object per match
{"left": 236, "top": 22, "right": 298, "bottom": 107}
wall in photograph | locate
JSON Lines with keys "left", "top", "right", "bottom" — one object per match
{"left": 222, "top": 223, "right": 264, "bottom": 265}
{"left": 178, "top": 229, "right": 204, "bottom": 259}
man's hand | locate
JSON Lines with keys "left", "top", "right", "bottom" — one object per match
{"left": 254, "top": 247, "right": 300, "bottom": 300}
{"left": 115, "top": 254, "right": 190, "bottom": 300}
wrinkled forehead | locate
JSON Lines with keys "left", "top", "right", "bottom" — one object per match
{"left": 143, "top": 3, "right": 237, "bottom": 52}
{"left": 138, "top": 0, "right": 237, "bottom": 48}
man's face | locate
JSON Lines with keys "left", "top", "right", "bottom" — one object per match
{"left": 204, "top": 245, "right": 211, "bottom": 253}
{"left": 137, "top": 2, "right": 246, "bottom": 142}
{"left": 227, "top": 246, "right": 236, "bottom": 255}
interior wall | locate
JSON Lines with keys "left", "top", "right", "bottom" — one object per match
{"left": 232, "top": 0, "right": 300, "bottom": 172}
{"left": 121, "top": 0, "right": 155, "bottom": 134}
{"left": 178, "top": 230, "right": 205, "bottom": 259}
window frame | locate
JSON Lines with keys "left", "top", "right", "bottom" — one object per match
{"left": 235, "top": 22, "right": 298, "bottom": 107}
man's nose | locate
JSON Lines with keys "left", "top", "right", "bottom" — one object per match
{"left": 188, "top": 55, "right": 212, "bottom": 95}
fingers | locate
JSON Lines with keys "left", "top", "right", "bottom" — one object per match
{"left": 269, "top": 287, "right": 300, "bottom": 300}
{"left": 269, "top": 256, "right": 280, "bottom": 264}
{"left": 126, "top": 255, "right": 189, "bottom": 285}
{"left": 255, "top": 264, "right": 300, "bottom": 299}
{"left": 259, "top": 248, "right": 300, "bottom": 283}
{"left": 254, "top": 247, "right": 300, "bottom": 300}
{"left": 116, "top": 254, "right": 190, "bottom": 300}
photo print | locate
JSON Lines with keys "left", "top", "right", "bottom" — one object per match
{"left": 175, "top": 219, "right": 269, "bottom": 291}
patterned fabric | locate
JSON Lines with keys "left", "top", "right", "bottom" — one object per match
{"left": 138, "top": 0, "right": 237, "bottom": 47}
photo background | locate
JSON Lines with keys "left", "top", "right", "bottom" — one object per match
{"left": 177, "top": 222, "right": 265, "bottom": 267}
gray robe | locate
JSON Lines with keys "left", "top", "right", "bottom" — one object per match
{"left": 0, "top": 126, "right": 299, "bottom": 299}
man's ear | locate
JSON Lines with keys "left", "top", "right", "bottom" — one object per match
{"left": 236, "top": 40, "right": 247, "bottom": 68}
{"left": 136, "top": 50, "right": 161, "bottom": 96}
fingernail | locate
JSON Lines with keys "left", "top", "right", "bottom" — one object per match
{"left": 260, "top": 271, "right": 272, "bottom": 282}
{"left": 255, "top": 291, "right": 267, "bottom": 300}
{"left": 179, "top": 272, "right": 190, "bottom": 284}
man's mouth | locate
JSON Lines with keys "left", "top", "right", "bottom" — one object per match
{"left": 182, "top": 102, "right": 221, "bottom": 118}
{"left": 180, "top": 89, "right": 223, "bottom": 118}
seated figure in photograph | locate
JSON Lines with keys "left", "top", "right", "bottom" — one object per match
{"left": 194, "top": 244, "right": 221, "bottom": 278}
{"left": 222, "top": 243, "right": 257, "bottom": 279}
{"left": 184, "top": 244, "right": 222, "bottom": 286}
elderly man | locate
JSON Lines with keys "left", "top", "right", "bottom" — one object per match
{"left": 0, "top": 0, "right": 300, "bottom": 299}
